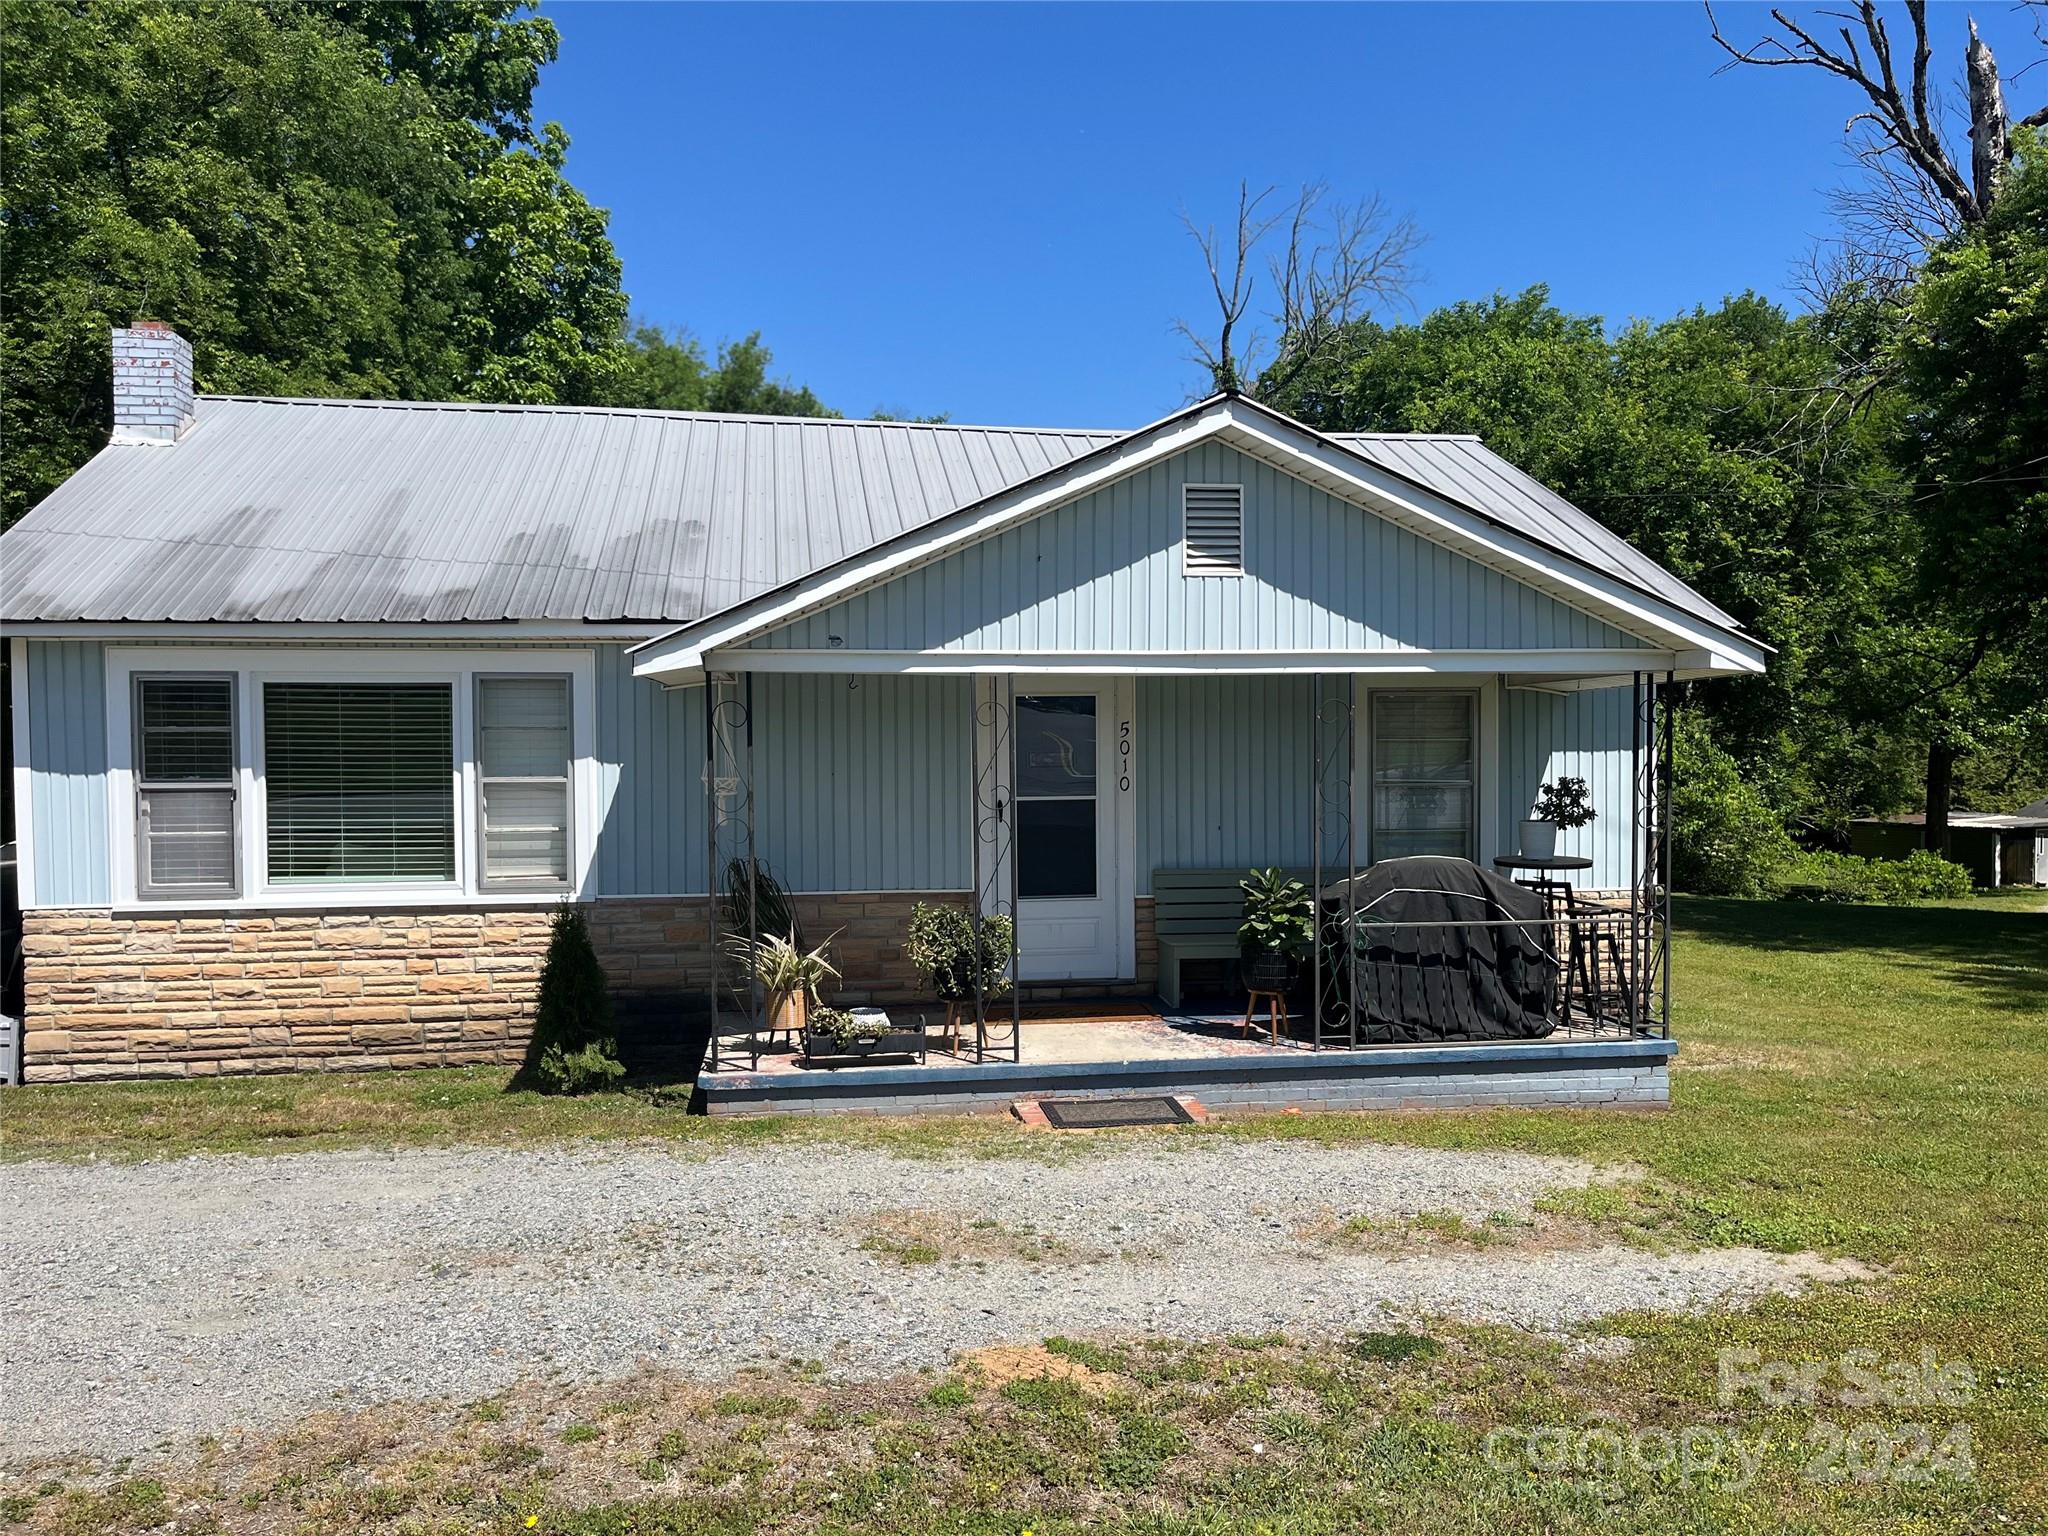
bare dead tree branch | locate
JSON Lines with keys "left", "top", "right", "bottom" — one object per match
{"left": 1706, "top": 1, "right": 1991, "bottom": 226}
{"left": 1171, "top": 183, "right": 1282, "bottom": 396}
{"left": 1174, "top": 181, "right": 1420, "bottom": 399}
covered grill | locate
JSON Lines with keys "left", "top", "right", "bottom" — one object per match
{"left": 1322, "top": 857, "right": 1557, "bottom": 1043}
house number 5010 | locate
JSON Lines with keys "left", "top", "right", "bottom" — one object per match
{"left": 1118, "top": 718, "right": 1133, "bottom": 793}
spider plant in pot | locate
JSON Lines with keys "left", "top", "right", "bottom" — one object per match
{"left": 722, "top": 930, "right": 840, "bottom": 1035}
{"left": 1238, "top": 867, "right": 1314, "bottom": 992}
{"left": 1522, "top": 776, "right": 1596, "bottom": 859}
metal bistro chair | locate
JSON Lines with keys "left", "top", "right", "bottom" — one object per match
{"left": 1490, "top": 860, "right": 1631, "bottom": 1033}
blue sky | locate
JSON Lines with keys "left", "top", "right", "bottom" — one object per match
{"left": 535, "top": 1, "right": 2040, "bottom": 427}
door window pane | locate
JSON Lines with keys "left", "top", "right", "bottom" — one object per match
{"left": 135, "top": 677, "right": 237, "bottom": 895}
{"left": 1017, "top": 800, "right": 1098, "bottom": 898}
{"left": 1014, "top": 695, "right": 1097, "bottom": 796}
{"left": 264, "top": 683, "right": 455, "bottom": 883}
{"left": 1372, "top": 692, "right": 1476, "bottom": 860}
{"left": 478, "top": 676, "right": 571, "bottom": 883}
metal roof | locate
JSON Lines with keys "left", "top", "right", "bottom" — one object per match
{"left": 1, "top": 394, "right": 1743, "bottom": 635}
{"left": 1329, "top": 433, "right": 1743, "bottom": 632}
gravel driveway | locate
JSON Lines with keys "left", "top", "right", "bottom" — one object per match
{"left": 0, "top": 1139, "right": 1853, "bottom": 1459}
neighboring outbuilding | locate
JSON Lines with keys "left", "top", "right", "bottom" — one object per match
{"left": 1850, "top": 812, "right": 2048, "bottom": 888}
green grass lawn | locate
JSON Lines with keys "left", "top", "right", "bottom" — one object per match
{"left": 6, "top": 894, "right": 2045, "bottom": 1534}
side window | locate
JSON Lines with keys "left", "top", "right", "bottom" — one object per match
{"left": 1370, "top": 691, "right": 1478, "bottom": 861}
{"left": 476, "top": 675, "right": 572, "bottom": 885}
{"left": 135, "top": 676, "right": 238, "bottom": 896}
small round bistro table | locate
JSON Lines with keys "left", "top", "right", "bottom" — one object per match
{"left": 1490, "top": 853, "right": 1595, "bottom": 917}
{"left": 1490, "top": 854, "right": 1595, "bottom": 879}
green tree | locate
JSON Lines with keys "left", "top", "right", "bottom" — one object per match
{"left": 1267, "top": 287, "right": 1922, "bottom": 843}
{"left": 1884, "top": 140, "right": 2048, "bottom": 844}
{"left": 612, "top": 324, "right": 837, "bottom": 417}
{"left": 0, "top": 0, "right": 628, "bottom": 527}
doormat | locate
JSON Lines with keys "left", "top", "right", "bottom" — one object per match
{"left": 1038, "top": 1095, "right": 1193, "bottom": 1130}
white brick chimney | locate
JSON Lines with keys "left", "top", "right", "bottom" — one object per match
{"left": 111, "top": 321, "right": 196, "bottom": 443}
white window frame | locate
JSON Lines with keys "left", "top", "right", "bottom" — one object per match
{"left": 1359, "top": 679, "right": 1499, "bottom": 867}
{"left": 132, "top": 671, "right": 241, "bottom": 900}
{"left": 105, "top": 647, "right": 596, "bottom": 911}
{"left": 1181, "top": 482, "right": 1245, "bottom": 577}
{"left": 474, "top": 671, "right": 575, "bottom": 892}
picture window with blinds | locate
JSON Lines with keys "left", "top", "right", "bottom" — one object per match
{"left": 1182, "top": 483, "right": 1244, "bottom": 575}
{"left": 476, "top": 675, "right": 572, "bottom": 885}
{"left": 263, "top": 682, "right": 456, "bottom": 885}
{"left": 134, "top": 676, "right": 238, "bottom": 897}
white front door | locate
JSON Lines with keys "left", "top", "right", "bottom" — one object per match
{"left": 977, "top": 678, "right": 1132, "bottom": 981}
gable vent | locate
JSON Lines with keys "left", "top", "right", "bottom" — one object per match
{"left": 1182, "top": 483, "right": 1244, "bottom": 575}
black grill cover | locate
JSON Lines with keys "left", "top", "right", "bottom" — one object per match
{"left": 1322, "top": 857, "right": 1556, "bottom": 1042}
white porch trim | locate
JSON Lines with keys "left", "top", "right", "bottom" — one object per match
{"left": 710, "top": 647, "right": 1685, "bottom": 678}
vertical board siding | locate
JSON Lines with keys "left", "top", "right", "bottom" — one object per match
{"left": 589, "top": 643, "right": 706, "bottom": 897}
{"left": 18, "top": 643, "right": 966, "bottom": 907}
{"left": 26, "top": 640, "right": 110, "bottom": 906}
{"left": 1502, "top": 685, "right": 1640, "bottom": 889}
{"left": 752, "top": 673, "right": 971, "bottom": 892}
{"left": 588, "top": 649, "right": 971, "bottom": 897}
{"left": 753, "top": 444, "right": 1645, "bottom": 655}
{"left": 1136, "top": 676, "right": 1319, "bottom": 894}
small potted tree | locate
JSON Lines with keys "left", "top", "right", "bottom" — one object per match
{"left": 1522, "top": 776, "right": 1597, "bottom": 859}
{"left": 722, "top": 930, "right": 840, "bottom": 1038}
{"left": 1237, "top": 867, "right": 1315, "bottom": 992}
{"left": 905, "top": 902, "right": 1015, "bottom": 1002}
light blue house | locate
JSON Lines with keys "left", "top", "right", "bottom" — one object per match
{"left": 2, "top": 325, "right": 1764, "bottom": 1095}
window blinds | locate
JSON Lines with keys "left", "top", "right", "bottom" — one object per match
{"left": 263, "top": 683, "right": 455, "bottom": 883}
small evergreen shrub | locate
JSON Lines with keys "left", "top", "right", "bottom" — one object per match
{"left": 522, "top": 905, "right": 626, "bottom": 1094}
{"left": 1531, "top": 776, "right": 1598, "bottom": 829}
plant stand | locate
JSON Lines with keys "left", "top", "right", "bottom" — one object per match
{"left": 939, "top": 999, "right": 974, "bottom": 1055}
{"left": 1242, "top": 989, "right": 1290, "bottom": 1046}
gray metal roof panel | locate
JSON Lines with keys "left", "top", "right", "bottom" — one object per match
{"left": 1333, "top": 433, "right": 1743, "bottom": 632}
{"left": 1, "top": 394, "right": 1739, "bottom": 637}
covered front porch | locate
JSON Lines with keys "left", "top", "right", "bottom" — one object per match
{"left": 621, "top": 398, "right": 1757, "bottom": 1114}
{"left": 684, "top": 658, "right": 1678, "bottom": 1113}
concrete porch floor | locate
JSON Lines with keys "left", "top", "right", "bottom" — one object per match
{"left": 712, "top": 1007, "right": 1303, "bottom": 1079}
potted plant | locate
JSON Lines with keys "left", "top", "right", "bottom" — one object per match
{"left": 904, "top": 902, "right": 1014, "bottom": 1001}
{"left": 1522, "top": 776, "right": 1597, "bottom": 859}
{"left": 803, "top": 1005, "right": 927, "bottom": 1063}
{"left": 1237, "top": 867, "right": 1314, "bottom": 991}
{"left": 722, "top": 930, "right": 840, "bottom": 1036}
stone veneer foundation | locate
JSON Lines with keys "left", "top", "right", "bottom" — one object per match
{"left": 20, "top": 891, "right": 979, "bottom": 1082}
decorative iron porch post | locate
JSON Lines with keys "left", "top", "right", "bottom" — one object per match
{"left": 1310, "top": 675, "right": 1358, "bottom": 1049}
{"left": 970, "top": 675, "right": 1021, "bottom": 1063}
{"left": 702, "top": 670, "right": 758, "bottom": 1071}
